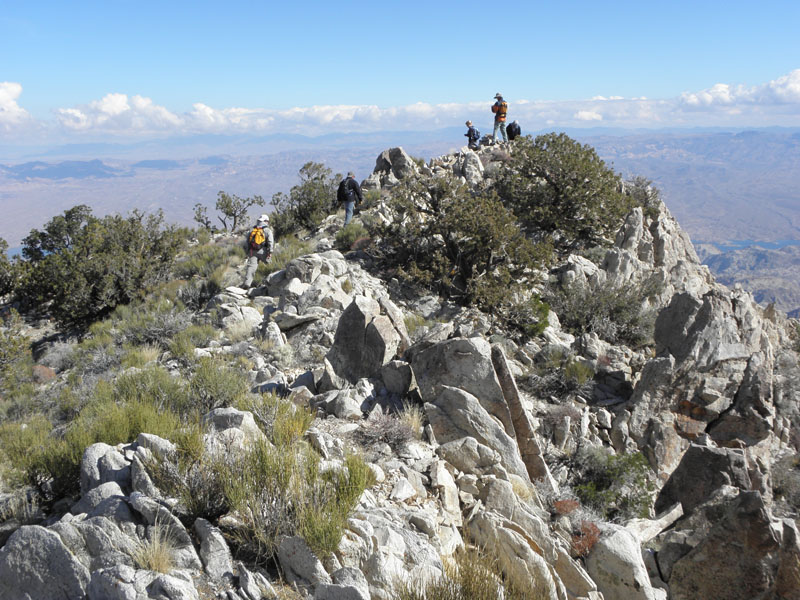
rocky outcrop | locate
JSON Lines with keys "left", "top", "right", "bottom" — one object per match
{"left": 326, "top": 295, "right": 405, "bottom": 383}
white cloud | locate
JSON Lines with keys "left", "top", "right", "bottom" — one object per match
{"left": 6, "top": 70, "right": 800, "bottom": 141}
{"left": 56, "top": 93, "right": 182, "bottom": 132}
{"left": 0, "top": 82, "right": 32, "bottom": 130}
{"left": 574, "top": 110, "right": 603, "bottom": 121}
{"left": 681, "top": 69, "right": 800, "bottom": 107}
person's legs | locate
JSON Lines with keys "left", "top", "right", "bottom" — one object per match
{"left": 492, "top": 121, "right": 501, "bottom": 143}
{"left": 499, "top": 122, "right": 508, "bottom": 143}
{"left": 344, "top": 200, "right": 355, "bottom": 226}
{"left": 243, "top": 255, "right": 258, "bottom": 287}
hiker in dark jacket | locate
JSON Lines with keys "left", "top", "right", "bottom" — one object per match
{"left": 337, "top": 172, "right": 363, "bottom": 226}
{"left": 507, "top": 120, "right": 521, "bottom": 141}
{"left": 465, "top": 120, "right": 481, "bottom": 150}
{"left": 242, "top": 213, "right": 274, "bottom": 288}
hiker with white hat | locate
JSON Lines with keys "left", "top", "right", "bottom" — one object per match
{"left": 242, "top": 213, "right": 274, "bottom": 287}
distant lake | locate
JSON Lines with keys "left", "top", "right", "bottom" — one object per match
{"left": 699, "top": 240, "right": 800, "bottom": 252}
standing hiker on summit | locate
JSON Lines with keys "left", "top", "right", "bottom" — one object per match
{"left": 337, "top": 171, "right": 363, "bottom": 227}
{"left": 242, "top": 213, "right": 273, "bottom": 288}
{"left": 491, "top": 93, "right": 508, "bottom": 144}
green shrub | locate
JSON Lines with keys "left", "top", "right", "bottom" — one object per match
{"left": 571, "top": 448, "right": 654, "bottom": 521}
{"left": 563, "top": 359, "right": 594, "bottom": 387}
{"left": 335, "top": 223, "right": 369, "bottom": 252}
{"left": 624, "top": 176, "right": 662, "bottom": 220}
{"left": 0, "top": 372, "right": 193, "bottom": 500}
{"left": 495, "top": 133, "right": 635, "bottom": 252}
{"left": 221, "top": 433, "right": 374, "bottom": 564}
{"left": 379, "top": 173, "right": 550, "bottom": 338}
{"left": 146, "top": 439, "right": 230, "bottom": 522}
{"left": 103, "top": 366, "right": 190, "bottom": 415}
{"left": 189, "top": 357, "right": 252, "bottom": 413}
{"left": 17, "top": 206, "right": 182, "bottom": 329}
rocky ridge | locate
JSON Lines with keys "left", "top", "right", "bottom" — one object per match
{"left": 1, "top": 143, "right": 799, "bottom": 600}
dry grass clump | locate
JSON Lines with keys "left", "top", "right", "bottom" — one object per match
{"left": 132, "top": 518, "right": 178, "bottom": 573}
{"left": 394, "top": 543, "right": 550, "bottom": 600}
{"left": 359, "top": 410, "right": 419, "bottom": 451}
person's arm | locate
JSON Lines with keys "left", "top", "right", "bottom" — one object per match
{"left": 353, "top": 180, "right": 363, "bottom": 204}
{"left": 265, "top": 228, "right": 274, "bottom": 257}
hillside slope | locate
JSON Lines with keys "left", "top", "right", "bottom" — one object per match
{"left": 1, "top": 142, "right": 799, "bottom": 600}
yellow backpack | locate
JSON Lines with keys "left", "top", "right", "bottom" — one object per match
{"left": 249, "top": 227, "right": 266, "bottom": 249}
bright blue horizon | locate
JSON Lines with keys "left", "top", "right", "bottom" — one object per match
{"left": 2, "top": 0, "right": 800, "bottom": 139}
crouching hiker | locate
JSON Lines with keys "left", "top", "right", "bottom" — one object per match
{"left": 465, "top": 120, "right": 481, "bottom": 150}
{"left": 242, "top": 213, "right": 274, "bottom": 288}
{"left": 337, "top": 171, "right": 363, "bottom": 227}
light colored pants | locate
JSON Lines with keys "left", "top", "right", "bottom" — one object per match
{"left": 243, "top": 248, "right": 270, "bottom": 287}
{"left": 493, "top": 120, "right": 508, "bottom": 143}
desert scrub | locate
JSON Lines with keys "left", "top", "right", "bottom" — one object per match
{"left": 236, "top": 393, "right": 314, "bottom": 447}
{"left": 172, "top": 243, "right": 229, "bottom": 279}
{"left": 101, "top": 366, "right": 190, "bottom": 415}
{"left": 334, "top": 222, "right": 369, "bottom": 252}
{"left": 121, "top": 343, "right": 161, "bottom": 369}
{"left": 257, "top": 235, "right": 314, "bottom": 281}
{"left": 255, "top": 339, "right": 296, "bottom": 370}
{"left": 570, "top": 447, "right": 654, "bottom": 521}
{"left": 189, "top": 356, "right": 252, "bottom": 413}
{"left": 0, "top": 309, "right": 35, "bottom": 416}
{"left": 394, "top": 542, "right": 551, "bottom": 600}
{"left": 112, "top": 299, "right": 193, "bottom": 348}
{"left": 168, "top": 324, "right": 218, "bottom": 363}
{"left": 524, "top": 350, "right": 594, "bottom": 401}
{"left": 220, "top": 396, "right": 374, "bottom": 564}
{"left": 545, "top": 276, "right": 662, "bottom": 348}
{"left": 146, "top": 440, "right": 230, "bottom": 522}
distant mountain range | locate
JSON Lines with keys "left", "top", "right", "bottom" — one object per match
{"left": 2, "top": 127, "right": 799, "bottom": 315}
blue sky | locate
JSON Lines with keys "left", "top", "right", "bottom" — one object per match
{"left": 2, "top": 0, "right": 800, "bottom": 141}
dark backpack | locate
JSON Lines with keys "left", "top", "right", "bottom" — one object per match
{"left": 339, "top": 178, "right": 356, "bottom": 203}
{"left": 470, "top": 127, "right": 481, "bottom": 141}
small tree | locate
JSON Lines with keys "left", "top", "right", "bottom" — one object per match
{"left": 495, "top": 133, "right": 635, "bottom": 252}
{"left": 214, "top": 191, "right": 265, "bottom": 232}
{"left": 192, "top": 203, "right": 213, "bottom": 230}
{"left": 270, "top": 162, "right": 340, "bottom": 236}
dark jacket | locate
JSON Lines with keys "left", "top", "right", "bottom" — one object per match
{"left": 465, "top": 125, "right": 480, "bottom": 144}
{"left": 337, "top": 176, "right": 363, "bottom": 204}
{"left": 507, "top": 121, "right": 521, "bottom": 140}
